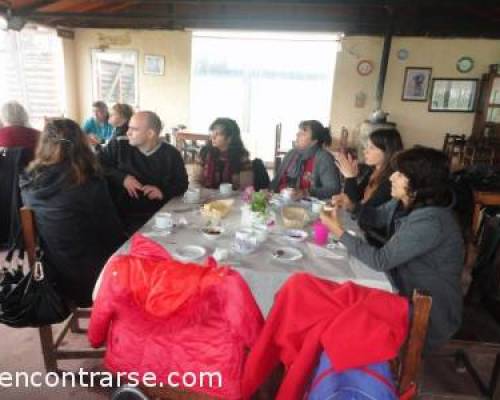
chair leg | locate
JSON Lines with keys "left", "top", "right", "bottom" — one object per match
{"left": 490, "top": 353, "right": 500, "bottom": 399}
{"left": 69, "top": 313, "right": 84, "bottom": 334}
{"left": 38, "top": 326, "right": 58, "bottom": 373}
{"left": 455, "top": 349, "right": 489, "bottom": 396}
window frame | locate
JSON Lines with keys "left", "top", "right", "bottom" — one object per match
{"left": 90, "top": 48, "right": 139, "bottom": 108}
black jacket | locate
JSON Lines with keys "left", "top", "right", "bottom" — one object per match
{"left": 20, "top": 163, "right": 125, "bottom": 307}
{"left": 343, "top": 165, "right": 392, "bottom": 209}
{"left": 99, "top": 138, "right": 188, "bottom": 231}
{"left": 344, "top": 165, "right": 392, "bottom": 246}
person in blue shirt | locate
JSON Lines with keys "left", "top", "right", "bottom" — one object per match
{"left": 82, "top": 101, "right": 113, "bottom": 145}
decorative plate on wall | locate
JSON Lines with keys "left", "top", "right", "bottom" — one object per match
{"left": 457, "top": 56, "right": 474, "bottom": 73}
{"left": 397, "top": 48, "right": 409, "bottom": 61}
{"left": 357, "top": 60, "right": 374, "bottom": 76}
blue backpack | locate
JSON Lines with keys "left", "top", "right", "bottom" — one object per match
{"left": 306, "top": 351, "right": 398, "bottom": 400}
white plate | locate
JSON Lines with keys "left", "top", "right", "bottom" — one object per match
{"left": 272, "top": 247, "right": 303, "bottom": 262}
{"left": 173, "top": 245, "right": 206, "bottom": 262}
{"left": 283, "top": 229, "right": 308, "bottom": 242}
{"left": 152, "top": 224, "right": 174, "bottom": 231}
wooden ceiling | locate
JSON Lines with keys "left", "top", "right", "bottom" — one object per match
{"left": 1, "top": 0, "right": 500, "bottom": 38}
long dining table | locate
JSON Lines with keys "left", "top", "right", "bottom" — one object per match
{"left": 103, "top": 189, "right": 393, "bottom": 316}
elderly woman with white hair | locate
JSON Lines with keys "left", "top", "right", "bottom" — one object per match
{"left": 0, "top": 101, "right": 40, "bottom": 160}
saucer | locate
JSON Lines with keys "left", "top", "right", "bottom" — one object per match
{"left": 272, "top": 247, "right": 303, "bottom": 262}
{"left": 152, "top": 223, "right": 174, "bottom": 231}
{"left": 173, "top": 245, "right": 206, "bottom": 262}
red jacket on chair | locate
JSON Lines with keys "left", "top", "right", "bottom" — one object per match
{"left": 241, "top": 273, "right": 409, "bottom": 400}
{"left": 88, "top": 234, "right": 264, "bottom": 399}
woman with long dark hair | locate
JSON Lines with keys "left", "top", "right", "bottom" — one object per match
{"left": 334, "top": 128, "right": 403, "bottom": 210}
{"left": 321, "top": 147, "right": 464, "bottom": 351}
{"left": 193, "top": 117, "right": 253, "bottom": 189}
{"left": 20, "top": 118, "right": 125, "bottom": 307}
{"left": 270, "top": 120, "right": 341, "bottom": 200}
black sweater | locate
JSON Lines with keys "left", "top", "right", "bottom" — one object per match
{"left": 99, "top": 138, "right": 188, "bottom": 223}
{"left": 344, "top": 165, "right": 393, "bottom": 246}
{"left": 20, "top": 163, "right": 125, "bottom": 307}
{"left": 343, "top": 165, "right": 392, "bottom": 209}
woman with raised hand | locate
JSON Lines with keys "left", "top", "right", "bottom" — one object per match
{"left": 321, "top": 147, "right": 464, "bottom": 351}
{"left": 333, "top": 128, "right": 403, "bottom": 211}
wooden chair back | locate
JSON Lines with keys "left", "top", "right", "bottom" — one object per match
{"left": 274, "top": 123, "right": 287, "bottom": 175}
{"left": 396, "top": 289, "right": 432, "bottom": 397}
{"left": 174, "top": 132, "right": 210, "bottom": 164}
{"left": 19, "top": 207, "right": 104, "bottom": 373}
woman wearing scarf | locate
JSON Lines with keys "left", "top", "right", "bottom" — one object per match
{"left": 270, "top": 120, "right": 341, "bottom": 200}
{"left": 193, "top": 118, "right": 253, "bottom": 190}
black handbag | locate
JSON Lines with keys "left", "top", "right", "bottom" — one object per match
{"left": 0, "top": 241, "right": 71, "bottom": 328}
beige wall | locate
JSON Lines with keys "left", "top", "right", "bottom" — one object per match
{"left": 330, "top": 36, "right": 500, "bottom": 149}
{"left": 63, "top": 30, "right": 500, "bottom": 148}
{"left": 67, "top": 28, "right": 192, "bottom": 132}
{"left": 62, "top": 37, "right": 80, "bottom": 121}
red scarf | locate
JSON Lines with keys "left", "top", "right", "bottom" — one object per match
{"left": 278, "top": 155, "right": 316, "bottom": 191}
{"left": 203, "top": 150, "right": 233, "bottom": 189}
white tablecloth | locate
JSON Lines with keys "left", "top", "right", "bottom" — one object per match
{"left": 125, "top": 190, "right": 392, "bottom": 315}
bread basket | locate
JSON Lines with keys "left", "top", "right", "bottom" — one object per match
{"left": 281, "top": 206, "right": 309, "bottom": 229}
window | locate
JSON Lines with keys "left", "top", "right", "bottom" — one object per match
{"left": 0, "top": 24, "right": 65, "bottom": 129}
{"left": 190, "top": 31, "right": 339, "bottom": 162}
{"left": 91, "top": 49, "right": 138, "bottom": 107}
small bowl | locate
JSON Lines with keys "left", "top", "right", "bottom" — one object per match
{"left": 201, "top": 226, "right": 225, "bottom": 240}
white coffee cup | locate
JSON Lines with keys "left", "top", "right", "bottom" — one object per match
{"left": 219, "top": 183, "right": 233, "bottom": 195}
{"left": 184, "top": 188, "right": 201, "bottom": 203}
{"left": 213, "top": 247, "right": 229, "bottom": 262}
{"left": 281, "top": 188, "right": 295, "bottom": 201}
{"left": 234, "top": 229, "right": 258, "bottom": 254}
{"left": 312, "top": 201, "right": 325, "bottom": 214}
{"left": 155, "top": 212, "right": 173, "bottom": 229}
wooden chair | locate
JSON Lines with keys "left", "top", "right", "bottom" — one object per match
{"left": 274, "top": 123, "right": 288, "bottom": 175}
{"left": 442, "top": 133, "right": 467, "bottom": 170}
{"left": 471, "top": 191, "right": 500, "bottom": 241}
{"left": 395, "top": 289, "right": 432, "bottom": 398}
{"left": 174, "top": 132, "right": 210, "bottom": 164}
{"left": 19, "top": 207, "right": 105, "bottom": 373}
{"left": 339, "top": 127, "right": 349, "bottom": 151}
{"left": 463, "top": 143, "right": 496, "bottom": 167}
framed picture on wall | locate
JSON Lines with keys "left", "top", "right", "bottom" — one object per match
{"left": 428, "top": 78, "right": 478, "bottom": 112}
{"left": 401, "top": 67, "right": 432, "bottom": 101}
{"left": 144, "top": 54, "right": 165, "bottom": 76}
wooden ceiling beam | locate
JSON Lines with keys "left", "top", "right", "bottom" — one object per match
{"left": 15, "top": 0, "right": 58, "bottom": 12}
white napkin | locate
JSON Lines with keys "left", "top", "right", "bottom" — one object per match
{"left": 307, "top": 242, "right": 345, "bottom": 260}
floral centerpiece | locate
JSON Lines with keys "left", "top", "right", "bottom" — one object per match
{"left": 240, "top": 187, "right": 273, "bottom": 227}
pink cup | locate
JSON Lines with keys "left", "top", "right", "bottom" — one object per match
{"left": 313, "top": 221, "right": 329, "bottom": 246}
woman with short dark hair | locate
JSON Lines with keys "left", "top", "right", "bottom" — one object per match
{"left": 192, "top": 117, "right": 254, "bottom": 190}
{"left": 20, "top": 118, "right": 125, "bottom": 307}
{"left": 270, "top": 120, "right": 340, "bottom": 200}
{"left": 321, "top": 147, "right": 464, "bottom": 351}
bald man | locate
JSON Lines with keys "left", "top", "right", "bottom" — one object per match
{"left": 99, "top": 111, "right": 188, "bottom": 233}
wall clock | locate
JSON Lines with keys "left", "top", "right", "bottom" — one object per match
{"left": 457, "top": 56, "right": 474, "bottom": 73}
{"left": 357, "top": 60, "right": 374, "bottom": 76}
{"left": 397, "top": 48, "right": 409, "bottom": 61}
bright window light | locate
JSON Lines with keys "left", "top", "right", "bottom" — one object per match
{"left": 190, "top": 30, "right": 339, "bottom": 163}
